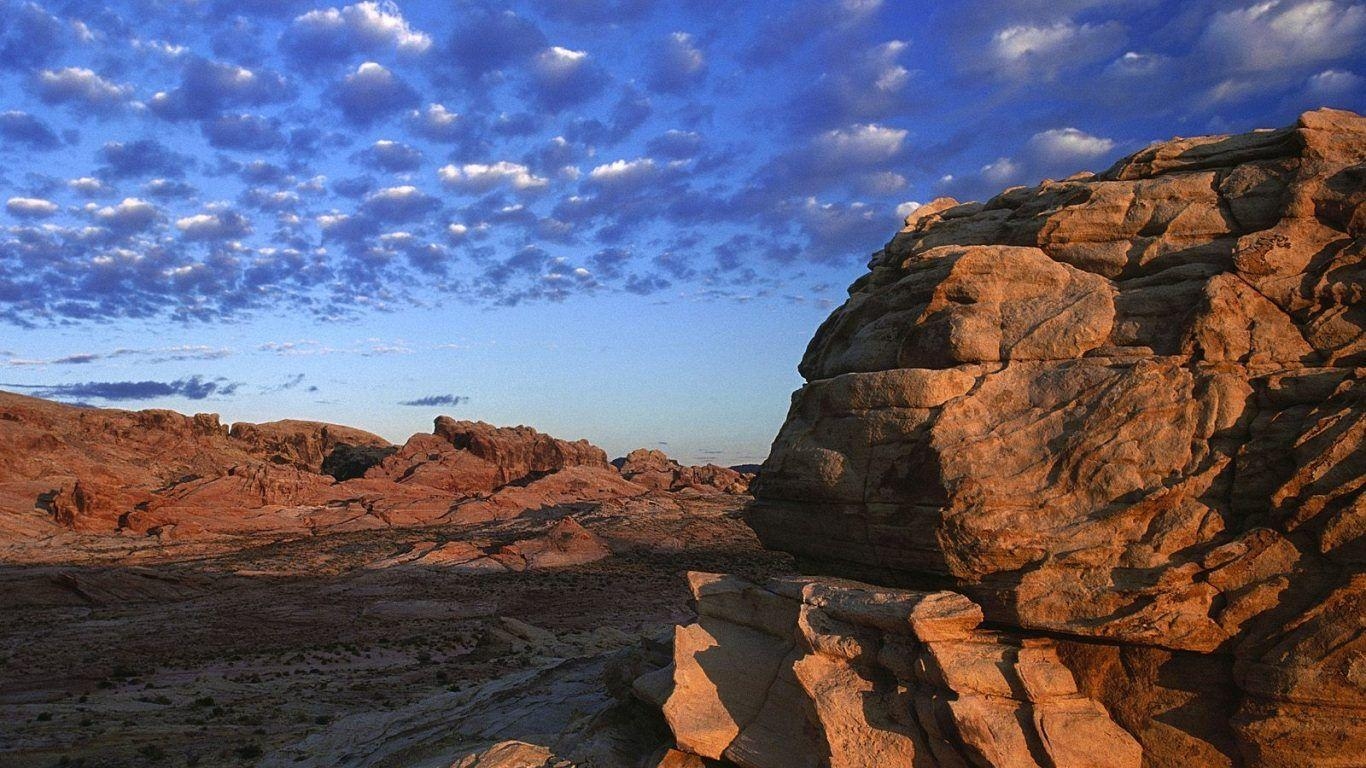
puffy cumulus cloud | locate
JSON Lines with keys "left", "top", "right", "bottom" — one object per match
{"left": 333, "top": 61, "right": 419, "bottom": 125}
{"left": 356, "top": 139, "right": 424, "bottom": 172}
{"left": 176, "top": 210, "right": 253, "bottom": 240}
{"left": 405, "top": 103, "right": 466, "bottom": 142}
{"left": 1201, "top": 1, "right": 1366, "bottom": 75}
{"left": 360, "top": 185, "right": 439, "bottom": 220}
{"left": 241, "top": 187, "right": 301, "bottom": 212}
{"left": 438, "top": 161, "right": 548, "bottom": 192}
{"left": 99, "top": 140, "right": 194, "bottom": 179}
{"left": 94, "top": 198, "right": 160, "bottom": 233}
{"left": 988, "top": 20, "right": 1125, "bottom": 79}
{"left": 6, "top": 197, "right": 59, "bottom": 218}
{"left": 68, "top": 177, "right": 107, "bottom": 195}
{"left": 1307, "top": 68, "right": 1365, "bottom": 97}
{"left": 143, "top": 178, "right": 197, "bottom": 199}
{"left": 448, "top": 7, "right": 546, "bottom": 77}
{"left": 148, "top": 57, "right": 292, "bottom": 122}
{"left": 896, "top": 200, "right": 923, "bottom": 219}
{"left": 979, "top": 156, "right": 1023, "bottom": 186}
{"left": 398, "top": 394, "right": 468, "bottom": 407}
{"left": 647, "top": 32, "right": 707, "bottom": 94}
{"left": 527, "top": 46, "right": 609, "bottom": 112}
{"left": 33, "top": 67, "right": 133, "bottom": 113}
{"left": 1026, "top": 127, "right": 1116, "bottom": 163}
{"left": 284, "top": 1, "right": 433, "bottom": 65}
{"left": 0, "top": 110, "right": 60, "bottom": 149}
{"left": 202, "top": 113, "right": 287, "bottom": 150}
{"left": 813, "top": 123, "right": 908, "bottom": 167}
{"left": 19, "top": 376, "right": 241, "bottom": 402}
{"left": 586, "top": 157, "right": 659, "bottom": 186}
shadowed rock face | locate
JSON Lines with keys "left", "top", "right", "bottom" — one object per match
{"left": 653, "top": 109, "right": 1363, "bottom": 768}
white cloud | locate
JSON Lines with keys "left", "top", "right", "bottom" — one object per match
{"left": 980, "top": 157, "right": 1022, "bottom": 186}
{"left": 69, "top": 177, "right": 106, "bottom": 194}
{"left": 1202, "top": 1, "right": 1366, "bottom": 74}
{"left": 176, "top": 211, "right": 250, "bottom": 240}
{"left": 1306, "top": 68, "right": 1364, "bottom": 97}
{"left": 35, "top": 67, "right": 132, "bottom": 110}
{"left": 96, "top": 198, "right": 158, "bottom": 230}
{"left": 1027, "top": 127, "right": 1116, "bottom": 163}
{"left": 6, "top": 197, "right": 59, "bottom": 217}
{"left": 438, "top": 161, "right": 548, "bottom": 192}
{"left": 535, "top": 46, "right": 589, "bottom": 76}
{"left": 814, "top": 123, "right": 908, "bottom": 165}
{"left": 989, "top": 20, "right": 1123, "bottom": 78}
{"left": 896, "top": 201, "right": 923, "bottom": 219}
{"left": 587, "top": 158, "right": 658, "bottom": 184}
{"left": 292, "top": 1, "right": 432, "bottom": 54}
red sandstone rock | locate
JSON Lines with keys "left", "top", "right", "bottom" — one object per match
{"left": 617, "top": 448, "right": 753, "bottom": 494}
{"left": 734, "top": 109, "right": 1366, "bottom": 767}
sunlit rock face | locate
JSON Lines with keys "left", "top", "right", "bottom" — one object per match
{"left": 715, "top": 109, "right": 1364, "bottom": 767}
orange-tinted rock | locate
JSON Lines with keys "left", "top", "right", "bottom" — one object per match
{"left": 618, "top": 449, "right": 752, "bottom": 494}
{"left": 227, "top": 419, "right": 392, "bottom": 474}
{"left": 744, "top": 109, "right": 1366, "bottom": 766}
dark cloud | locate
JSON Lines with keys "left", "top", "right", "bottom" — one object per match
{"left": 13, "top": 376, "right": 242, "bottom": 401}
{"left": 0, "top": 110, "right": 60, "bottom": 149}
{"left": 202, "top": 113, "right": 287, "bottom": 150}
{"left": 398, "top": 394, "right": 468, "bottom": 407}
{"left": 0, "top": 1, "right": 68, "bottom": 70}
{"left": 447, "top": 7, "right": 546, "bottom": 78}
{"left": 99, "top": 140, "right": 194, "bottom": 179}
{"left": 148, "top": 57, "right": 293, "bottom": 122}
{"left": 333, "top": 62, "right": 420, "bottom": 125}
{"left": 526, "top": 46, "right": 610, "bottom": 112}
{"left": 646, "top": 129, "right": 703, "bottom": 159}
{"left": 647, "top": 32, "right": 707, "bottom": 94}
{"left": 355, "top": 139, "right": 424, "bottom": 172}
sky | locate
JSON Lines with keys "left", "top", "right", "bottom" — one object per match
{"left": 0, "top": 0, "right": 1363, "bottom": 465}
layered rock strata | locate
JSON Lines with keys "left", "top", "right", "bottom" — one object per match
{"left": 656, "top": 110, "right": 1364, "bottom": 766}
{"left": 649, "top": 573, "right": 1142, "bottom": 768}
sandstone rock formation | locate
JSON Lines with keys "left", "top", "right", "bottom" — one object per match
{"left": 654, "top": 573, "right": 1141, "bottom": 768}
{"left": 655, "top": 110, "right": 1365, "bottom": 767}
{"left": 618, "top": 449, "right": 753, "bottom": 494}
{"left": 0, "top": 397, "right": 747, "bottom": 563}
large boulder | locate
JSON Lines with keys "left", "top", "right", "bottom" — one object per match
{"left": 738, "top": 110, "right": 1365, "bottom": 766}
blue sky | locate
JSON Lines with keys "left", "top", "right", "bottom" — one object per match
{"left": 0, "top": 0, "right": 1363, "bottom": 464}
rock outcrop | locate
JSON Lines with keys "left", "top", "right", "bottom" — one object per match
{"left": 0, "top": 398, "right": 747, "bottom": 562}
{"left": 652, "top": 573, "right": 1141, "bottom": 768}
{"left": 618, "top": 449, "right": 753, "bottom": 494}
{"left": 654, "top": 110, "right": 1365, "bottom": 767}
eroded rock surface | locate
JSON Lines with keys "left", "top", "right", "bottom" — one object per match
{"left": 655, "top": 572, "right": 1141, "bottom": 768}
{"left": 731, "top": 109, "right": 1365, "bottom": 766}
{"left": 618, "top": 449, "right": 754, "bottom": 495}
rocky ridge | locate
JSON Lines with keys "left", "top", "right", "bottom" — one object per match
{"left": 0, "top": 391, "right": 749, "bottom": 564}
